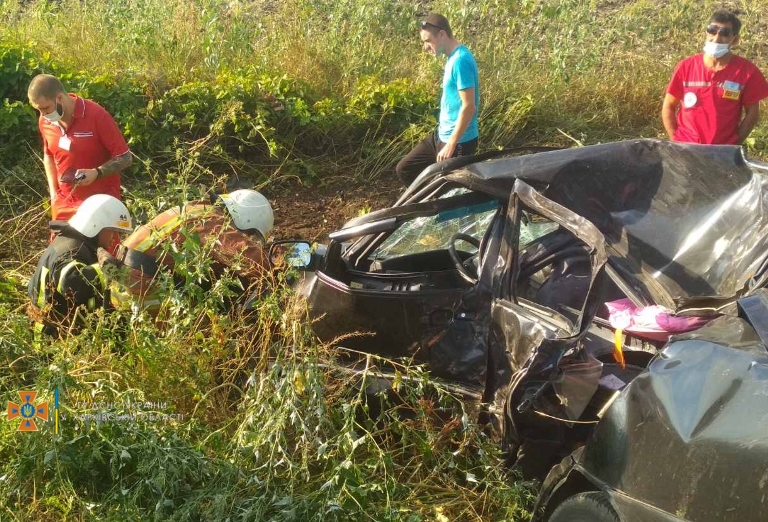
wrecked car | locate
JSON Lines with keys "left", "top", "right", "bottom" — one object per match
{"left": 279, "top": 139, "right": 768, "bottom": 521}
{"left": 534, "top": 296, "right": 768, "bottom": 522}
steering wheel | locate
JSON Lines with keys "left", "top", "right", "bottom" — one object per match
{"left": 449, "top": 233, "right": 481, "bottom": 284}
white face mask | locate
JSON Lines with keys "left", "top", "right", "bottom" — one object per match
{"left": 43, "top": 99, "right": 64, "bottom": 123}
{"left": 703, "top": 41, "right": 730, "bottom": 59}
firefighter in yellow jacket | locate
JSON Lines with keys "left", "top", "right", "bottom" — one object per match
{"left": 110, "top": 189, "right": 273, "bottom": 315}
{"left": 28, "top": 194, "right": 133, "bottom": 338}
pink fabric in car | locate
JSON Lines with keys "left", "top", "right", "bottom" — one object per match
{"left": 605, "top": 298, "right": 714, "bottom": 342}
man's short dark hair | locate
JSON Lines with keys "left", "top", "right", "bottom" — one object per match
{"left": 420, "top": 13, "right": 453, "bottom": 39}
{"left": 28, "top": 74, "right": 66, "bottom": 102}
{"left": 711, "top": 9, "right": 741, "bottom": 35}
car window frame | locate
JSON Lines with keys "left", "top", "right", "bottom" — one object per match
{"left": 338, "top": 186, "right": 504, "bottom": 270}
{"left": 366, "top": 199, "right": 500, "bottom": 262}
{"left": 501, "top": 180, "right": 608, "bottom": 338}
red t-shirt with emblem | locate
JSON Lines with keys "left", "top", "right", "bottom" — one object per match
{"left": 38, "top": 94, "right": 130, "bottom": 220}
{"left": 666, "top": 54, "right": 768, "bottom": 144}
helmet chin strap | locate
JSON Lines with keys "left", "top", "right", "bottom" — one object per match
{"left": 241, "top": 228, "right": 266, "bottom": 243}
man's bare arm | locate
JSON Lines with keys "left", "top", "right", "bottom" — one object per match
{"left": 43, "top": 153, "right": 58, "bottom": 202}
{"left": 738, "top": 103, "right": 761, "bottom": 144}
{"left": 661, "top": 93, "right": 680, "bottom": 140}
{"left": 437, "top": 87, "right": 476, "bottom": 162}
{"left": 100, "top": 151, "right": 133, "bottom": 176}
{"left": 76, "top": 151, "right": 133, "bottom": 187}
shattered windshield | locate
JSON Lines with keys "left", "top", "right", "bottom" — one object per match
{"left": 370, "top": 198, "right": 500, "bottom": 260}
{"left": 520, "top": 212, "right": 559, "bottom": 247}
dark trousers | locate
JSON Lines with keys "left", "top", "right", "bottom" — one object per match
{"left": 395, "top": 132, "right": 478, "bottom": 186}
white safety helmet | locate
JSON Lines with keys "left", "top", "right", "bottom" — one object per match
{"left": 218, "top": 189, "right": 274, "bottom": 238}
{"left": 68, "top": 194, "right": 133, "bottom": 238}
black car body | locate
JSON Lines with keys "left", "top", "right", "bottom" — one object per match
{"left": 534, "top": 299, "right": 768, "bottom": 521}
{"left": 288, "top": 139, "right": 768, "bottom": 521}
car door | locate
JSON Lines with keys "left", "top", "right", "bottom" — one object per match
{"left": 485, "top": 180, "right": 610, "bottom": 436}
{"left": 307, "top": 188, "right": 503, "bottom": 385}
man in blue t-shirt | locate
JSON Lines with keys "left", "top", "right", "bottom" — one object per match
{"left": 395, "top": 13, "right": 480, "bottom": 185}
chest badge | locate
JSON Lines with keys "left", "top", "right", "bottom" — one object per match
{"left": 721, "top": 80, "right": 743, "bottom": 101}
{"left": 58, "top": 135, "right": 72, "bottom": 151}
{"left": 683, "top": 92, "right": 698, "bottom": 108}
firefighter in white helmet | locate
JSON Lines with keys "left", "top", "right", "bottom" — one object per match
{"left": 28, "top": 194, "right": 133, "bottom": 338}
{"left": 110, "top": 189, "right": 274, "bottom": 316}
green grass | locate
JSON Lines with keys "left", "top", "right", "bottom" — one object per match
{"left": 0, "top": 271, "right": 536, "bottom": 521}
{"left": 3, "top": 0, "right": 768, "bottom": 520}
{"left": 4, "top": 0, "right": 768, "bottom": 151}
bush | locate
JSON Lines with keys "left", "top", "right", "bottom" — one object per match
{"left": 0, "top": 43, "right": 439, "bottom": 184}
{"left": 0, "top": 250, "right": 534, "bottom": 521}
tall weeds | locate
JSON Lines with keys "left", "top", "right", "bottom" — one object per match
{"left": 3, "top": 1, "right": 768, "bottom": 519}
{"left": 4, "top": 0, "right": 768, "bottom": 157}
{"left": 0, "top": 217, "right": 535, "bottom": 519}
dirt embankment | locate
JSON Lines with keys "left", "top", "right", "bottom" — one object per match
{"left": 0, "top": 174, "right": 404, "bottom": 275}
{"left": 265, "top": 175, "right": 404, "bottom": 242}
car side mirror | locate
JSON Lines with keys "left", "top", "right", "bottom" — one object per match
{"left": 269, "top": 240, "right": 313, "bottom": 269}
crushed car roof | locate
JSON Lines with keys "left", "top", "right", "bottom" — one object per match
{"left": 413, "top": 139, "right": 768, "bottom": 313}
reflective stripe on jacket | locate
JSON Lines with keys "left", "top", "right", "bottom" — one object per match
{"left": 28, "top": 231, "right": 106, "bottom": 338}
{"left": 110, "top": 203, "right": 270, "bottom": 314}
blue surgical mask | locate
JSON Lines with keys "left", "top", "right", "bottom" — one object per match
{"left": 43, "top": 100, "right": 64, "bottom": 123}
{"left": 703, "top": 41, "right": 730, "bottom": 59}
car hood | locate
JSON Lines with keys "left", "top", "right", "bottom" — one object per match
{"left": 444, "top": 139, "right": 768, "bottom": 314}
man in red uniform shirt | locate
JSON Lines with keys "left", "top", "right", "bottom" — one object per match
{"left": 27, "top": 74, "right": 132, "bottom": 222}
{"left": 661, "top": 9, "right": 768, "bottom": 145}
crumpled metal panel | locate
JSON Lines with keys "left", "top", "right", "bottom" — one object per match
{"left": 308, "top": 272, "right": 463, "bottom": 356}
{"left": 485, "top": 179, "right": 613, "bottom": 432}
{"left": 307, "top": 274, "right": 492, "bottom": 386}
{"left": 581, "top": 316, "right": 768, "bottom": 521}
{"left": 427, "top": 298, "right": 490, "bottom": 385}
{"left": 512, "top": 180, "right": 609, "bottom": 329}
{"left": 447, "top": 140, "right": 768, "bottom": 313}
